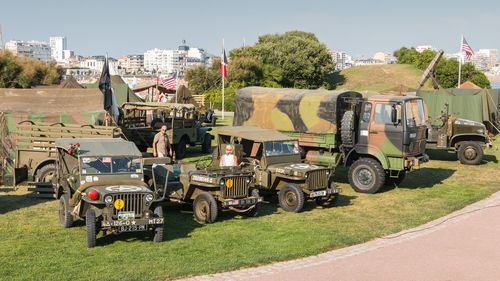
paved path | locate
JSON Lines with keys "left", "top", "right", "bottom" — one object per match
{"left": 180, "top": 191, "right": 500, "bottom": 281}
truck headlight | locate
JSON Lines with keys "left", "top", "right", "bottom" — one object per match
{"left": 104, "top": 196, "right": 113, "bottom": 204}
{"left": 145, "top": 194, "right": 153, "bottom": 202}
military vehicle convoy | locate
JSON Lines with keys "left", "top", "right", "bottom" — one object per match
{"left": 147, "top": 163, "right": 261, "bottom": 223}
{"left": 119, "top": 102, "right": 213, "bottom": 159}
{"left": 234, "top": 87, "right": 429, "bottom": 194}
{"left": 426, "top": 104, "right": 492, "bottom": 165}
{"left": 214, "top": 126, "right": 340, "bottom": 212}
{"left": 54, "top": 138, "right": 165, "bottom": 248}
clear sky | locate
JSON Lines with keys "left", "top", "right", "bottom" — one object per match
{"left": 1, "top": 0, "right": 499, "bottom": 59}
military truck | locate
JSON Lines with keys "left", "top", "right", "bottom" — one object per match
{"left": 214, "top": 126, "right": 340, "bottom": 212}
{"left": 234, "top": 87, "right": 429, "bottom": 194}
{"left": 55, "top": 138, "right": 165, "bottom": 248}
{"left": 426, "top": 104, "right": 492, "bottom": 165}
{"left": 0, "top": 120, "right": 122, "bottom": 186}
{"left": 119, "top": 102, "right": 213, "bottom": 159}
{"left": 146, "top": 163, "right": 261, "bottom": 223}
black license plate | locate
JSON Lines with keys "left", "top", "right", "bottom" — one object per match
{"left": 119, "top": 224, "right": 146, "bottom": 232}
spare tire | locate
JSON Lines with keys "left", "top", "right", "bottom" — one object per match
{"left": 341, "top": 111, "right": 356, "bottom": 147}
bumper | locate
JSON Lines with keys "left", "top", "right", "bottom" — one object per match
{"left": 307, "top": 182, "right": 342, "bottom": 198}
{"left": 404, "top": 153, "right": 429, "bottom": 168}
{"left": 221, "top": 196, "right": 262, "bottom": 207}
{"left": 101, "top": 217, "right": 164, "bottom": 228}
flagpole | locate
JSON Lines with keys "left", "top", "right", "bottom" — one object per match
{"left": 458, "top": 34, "right": 463, "bottom": 88}
{"left": 222, "top": 38, "right": 225, "bottom": 120}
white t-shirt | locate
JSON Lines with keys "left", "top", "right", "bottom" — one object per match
{"left": 221, "top": 154, "right": 236, "bottom": 166}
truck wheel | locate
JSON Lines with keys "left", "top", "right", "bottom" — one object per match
{"left": 457, "top": 141, "right": 483, "bottom": 165}
{"left": 175, "top": 137, "right": 187, "bottom": 159}
{"left": 211, "top": 116, "right": 217, "bottom": 126}
{"left": 244, "top": 189, "right": 261, "bottom": 217}
{"left": 153, "top": 205, "right": 164, "bottom": 243}
{"left": 279, "top": 184, "right": 305, "bottom": 213}
{"left": 386, "top": 172, "right": 406, "bottom": 186}
{"left": 193, "top": 192, "right": 218, "bottom": 223}
{"left": 85, "top": 209, "right": 97, "bottom": 248}
{"left": 348, "top": 158, "right": 385, "bottom": 193}
{"left": 315, "top": 194, "right": 339, "bottom": 208}
{"left": 201, "top": 133, "right": 212, "bottom": 154}
{"left": 340, "top": 111, "right": 355, "bottom": 147}
{"left": 59, "top": 196, "right": 73, "bottom": 228}
{"left": 36, "top": 163, "right": 56, "bottom": 182}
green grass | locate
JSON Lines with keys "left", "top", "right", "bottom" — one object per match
{"left": 338, "top": 64, "right": 434, "bottom": 92}
{"left": 1, "top": 120, "right": 499, "bottom": 280}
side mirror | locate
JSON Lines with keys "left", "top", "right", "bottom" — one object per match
{"left": 391, "top": 105, "right": 398, "bottom": 124}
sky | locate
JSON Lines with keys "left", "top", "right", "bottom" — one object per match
{"left": 1, "top": 0, "right": 500, "bottom": 59}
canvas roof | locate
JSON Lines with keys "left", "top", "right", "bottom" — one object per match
{"left": 122, "top": 102, "right": 195, "bottom": 111}
{"left": 55, "top": 138, "right": 141, "bottom": 157}
{"left": 59, "top": 76, "right": 84, "bottom": 88}
{"left": 217, "top": 126, "right": 296, "bottom": 142}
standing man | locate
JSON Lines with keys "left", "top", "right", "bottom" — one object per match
{"left": 153, "top": 125, "right": 173, "bottom": 158}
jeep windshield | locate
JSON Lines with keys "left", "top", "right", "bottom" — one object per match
{"left": 264, "top": 141, "right": 300, "bottom": 156}
{"left": 405, "top": 99, "right": 426, "bottom": 128}
{"left": 80, "top": 156, "right": 142, "bottom": 174}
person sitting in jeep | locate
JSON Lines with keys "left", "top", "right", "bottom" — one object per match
{"left": 220, "top": 144, "right": 244, "bottom": 167}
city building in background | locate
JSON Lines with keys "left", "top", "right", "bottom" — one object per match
{"left": 118, "top": 54, "right": 144, "bottom": 72}
{"left": 416, "top": 45, "right": 437, "bottom": 53}
{"left": 144, "top": 48, "right": 180, "bottom": 74}
{"left": 330, "top": 51, "right": 353, "bottom": 71}
{"left": 373, "top": 52, "right": 394, "bottom": 64}
{"left": 4, "top": 40, "right": 51, "bottom": 62}
{"left": 50, "top": 36, "right": 66, "bottom": 62}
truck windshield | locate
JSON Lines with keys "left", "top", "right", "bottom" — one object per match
{"left": 405, "top": 99, "right": 426, "bottom": 127}
{"left": 80, "top": 156, "right": 142, "bottom": 174}
{"left": 264, "top": 141, "right": 300, "bottom": 156}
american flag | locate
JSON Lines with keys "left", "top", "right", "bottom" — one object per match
{"left": 221, "top": 48, "right": 228, "bottom": 77}
{"left": 462, "top": 37, "right": 474, "bottom": 61}
{"left": 161, "top": 72, "right": 177, "bottom": 90}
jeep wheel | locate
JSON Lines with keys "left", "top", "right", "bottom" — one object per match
{"left": 348, "top": 158, "right": 385, "bottom": 193}
{"left": 201, "top": 133, "right": 212, "bottom": 154}
{"left": 153, "top": 205, "right": 164, "bottom": 243}
{"left": 85, "top": 209, "right": 97, "bottom": 248}
{"left": 36, "top": 163, "right": 56, "bottom": 183}
{"left": 59, "top": 196, "right": 73, "bottom": 228}
{"left": 279, "top": 184, "right": 305, "bottom": 213}
{"left": 457, "top": 141, "right": 483, "bottom": 165}
{"left": 193, "top": 192, "right": 218, "bottom": 223}
{"left": 211, "top": 116, "right": 217, "bottom": 126}
{"left": 244, "top": 189, "right": 261, "bottom": 217}
{"left": 315, "top": 194, "right": 339, "bottom": 208}
{"left": 175, "top": 137, "right": 187, "bottom": 159}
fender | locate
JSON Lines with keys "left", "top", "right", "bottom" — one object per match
{"left": 450, "top": 133, "right": 488, "bottom": 146}
{"left": 345, "top": 144, "right": 390, "bottom": 170}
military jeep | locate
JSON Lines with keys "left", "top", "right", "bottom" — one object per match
{"left": 426, "top": 104, "right": 492, "bottom": 165}
{"left": 214, "top": 126, "right": 341, "bottom": 213}
{"left": 54, "top": 138, "right": 165, "bottom": 248}
{"left": 147, "top": 164, "right": 261, "bottom": 223}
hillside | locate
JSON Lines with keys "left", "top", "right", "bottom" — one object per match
{"left": 335, "top": 64, "right": 434, "bottom": 92}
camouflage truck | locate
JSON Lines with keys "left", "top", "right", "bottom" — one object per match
{"left": 146, "top": 163, "right": 261, "bottom": 223}
{"left": 119, "top": 102, "right": 213, "bottom": 159}
{"left": 214, "top": 126, "right": 341, "bottom": 212}
{"left": 234, "top": 87, "right": 429, "bottom": 194}
{"left": 0, "top": 120, "right": 122, "bottom": 186}
{"left": 55, "top": 138, "right": 165, "bottom": 248}
{"left": 426, "top": 104, "right": 492, "bottom": 165}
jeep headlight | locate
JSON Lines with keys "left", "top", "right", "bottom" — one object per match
{"left": 104, "top": 195, "right": 113, "bottom": 204}
{"left": 145, "top": 194, "right": 153, "bottom": 202}
{"left": 246, "top": 178, "right": 251, "bottom": 184}
{"left": 326, "top": 170, "right": 330, "bottom": 176}
{"left": 219, "top": 179, "right": 225, "bottom": 186}
{"left": 305, "top": 173, "right": 309, "bottom": 179}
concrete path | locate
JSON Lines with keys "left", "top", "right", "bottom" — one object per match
{"left": 180, "top": 191, "right": 500, "bottom": 281}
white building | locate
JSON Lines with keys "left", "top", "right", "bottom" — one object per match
{"left": 330, "top": 51, "right": 353, "bottom": 71}
{"left": 144, "top": 48, "right": 180, "bottom": 74}
{"left": 416, "top": 45, "right": 437, "bottom": 53}
{"left": 476, "top": 49, "right": 498, "bottom": 71}
{"left": 63, "top": 50, "right": 74, "bottom": 60}
{"left": 4, "top": 40, "right": 51, "bottom": 62}
{"left": 373, "top": 52, "right": 393, "bottom": 64}
{"left": 50, "top": 36, "right": 67, "bottom": 62}
{"left": 118, "top": 54, "right": 144, "bottom": 72}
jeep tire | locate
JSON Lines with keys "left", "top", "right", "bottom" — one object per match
{"left": 457, "top": 141, "right": 483, "bottom": 165}
{"left": 85, "top": 209, "right": 97, "bottom": 248}
{"left": 279, "top": 183, "right": 305, "bottom": 213}
{"left": 348, "top": 158, "right": 385, "bottom": 193}
{"left": 244, "top": 189, "right": 261, "bottom": 217}
{"left": 193, "top": 192, "right": 218, "bottom": 223}
{"left": 58, "top": 195, "right": 73, "bottom": 228}
{"left": 201, "top": 133, "right": 212, "bottom": 154}
{"left": 175, "top": 137, "right": 187, "bottom": 159}
{"left": 153, "top": 205, "right": 164, "bottom": 242}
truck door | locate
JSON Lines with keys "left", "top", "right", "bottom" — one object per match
{"left": 357, "top": 102, "right": 372, "bottom": 147}
{"left": 367, "top": 102, "right": 404, "bottom": 157}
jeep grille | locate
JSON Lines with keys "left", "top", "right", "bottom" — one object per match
{"left": 222, "top": 177, "right": 249, "bottom": 199}
{"left": 112, "top": 193, "right": 146, "bottom": 217}
{"left": 307, "top": 170, "right": 329, "bottom": 190}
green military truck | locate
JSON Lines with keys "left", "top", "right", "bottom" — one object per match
{"left": 146, "top": 164, "right": 261, "bottom": 223}
{"left": 234, "top": 87, "right": 429, "bottom": 194}
{"left": 0, "top": 120, "right": 122, "bottom": 186}
{"left": 55, "top": 138, "right": 165, "bottom": 248}
{"left": 214, "top": 126, "right": 341, "bottom": 212}
{"left": 119, "top": 102, "right": 213, "bottom": 159}
{"left": 426, "top": 104, "right": 492, "bottom": 165}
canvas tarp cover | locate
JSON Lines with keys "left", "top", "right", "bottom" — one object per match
{"left": 234, "top": 87, "right": 362, "bottom": 134}
{"left": 83, "top": 75, "right": 142, "bottom": 106}
{"left": 416, "top": 88, "right": 493, "bottom": 124}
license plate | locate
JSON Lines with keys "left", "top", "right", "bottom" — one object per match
{"left": 310, "top": 190, "right": 327, "bottom": 198}
{"left": 118, "top": 211, "right": 135, "bottom": 220}
{"left": 119, "top": 224, "right": 146, "bottom": 232}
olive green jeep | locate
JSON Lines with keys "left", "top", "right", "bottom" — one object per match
{"left": 146, "top": 164, "right": 261, "bottom": 223}
{"left": 214, "top": 126, "right": 341, "bottom": 213}
{"left": 54, "top": 138, "right": 165, "bottom": 248}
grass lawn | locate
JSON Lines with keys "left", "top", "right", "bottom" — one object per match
{"left": 1, "top": 117, "right": 499, "bottom": 280}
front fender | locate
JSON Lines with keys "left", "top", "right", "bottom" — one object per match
{"left": 450, "top": 133, "right": 488, "bottom": 147}
{"left": 346, "top": 145, "right": 390, "bottom": 170}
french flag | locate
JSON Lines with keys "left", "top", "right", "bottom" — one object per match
{"left": 221, "top": 48, "right": 228, "bottom": 78}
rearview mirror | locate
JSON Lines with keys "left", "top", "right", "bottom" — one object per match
{"left": 391, "top": 105, "right": 398, "bottom": 124}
